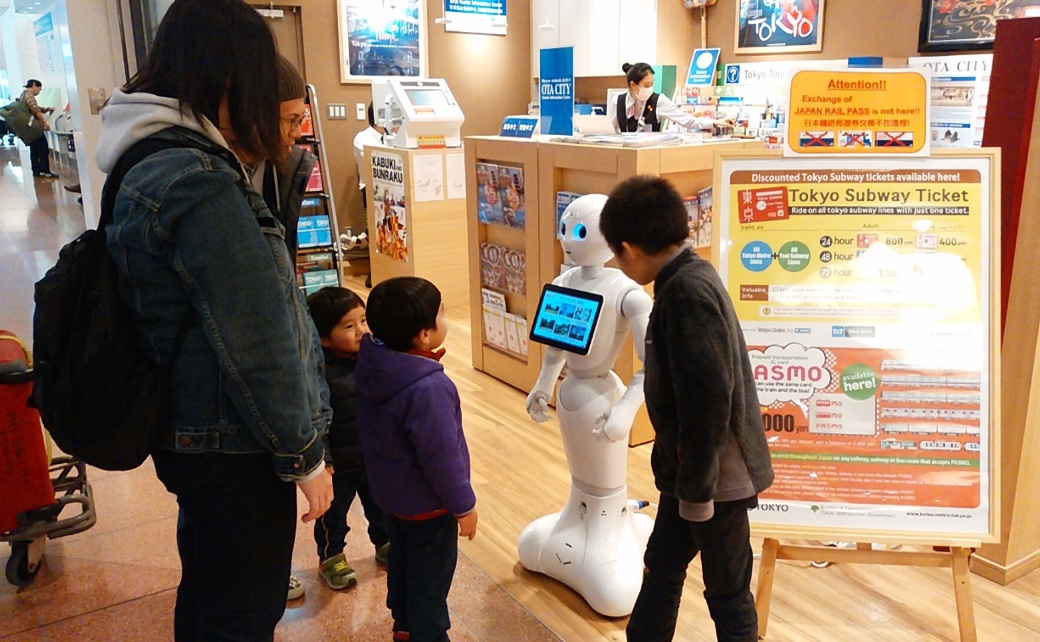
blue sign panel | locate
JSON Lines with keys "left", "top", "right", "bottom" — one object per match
{"left": 539, "top": 47, "right": 574, "bottom": 136}
{"left": 446, "top": 0, "right": 505, "bottom": 17}
{"left": 725, "top": 64, "right": 741, "bottom": 85}
{"left": 444, "top": 0, "right": 507, "bottom": 35}
{"left": 687, "top": 48, "right": 720, "bottom": 86}
{"left": 33, "top": 13, "right": 53, "bottom": 37}
{"left": 500, "top": 116, "right": 538, "bottom": 138}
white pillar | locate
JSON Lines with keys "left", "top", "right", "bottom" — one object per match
{"left": 0, "top": 7, "right": 25, "bottom": 95}
{"left": 53, "top": 0, "right": 127, "bottom": 229}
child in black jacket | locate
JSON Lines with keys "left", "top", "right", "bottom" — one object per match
{"left": 307, "top": 286, "right": 390, "bottom": 590}
{"left": 600, "top": 176, "right": 774, "bottom": 642}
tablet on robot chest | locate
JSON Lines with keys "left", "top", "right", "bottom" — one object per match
{"left": 529, "top": 283, "right": 604, "bottom": 356}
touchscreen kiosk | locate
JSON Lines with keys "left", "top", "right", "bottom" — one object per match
{"left": 529, "top": 284, "right": 604, "bottom": 356}
{"left": 380, "top": 78, "right": 465, "bottom": 149}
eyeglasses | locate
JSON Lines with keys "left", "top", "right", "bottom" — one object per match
{"left": 282, "top": 116, "right": 305, "bottom": 129}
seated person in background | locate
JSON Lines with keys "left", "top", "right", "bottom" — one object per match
{"left": 610, "top": 62, "right": 734, "bottom": 133}
{"left": 353, "top": 102, "right": 386, "bottom": 212}
{"left": 353, "top": 102, "right": 384, "bottom": 286}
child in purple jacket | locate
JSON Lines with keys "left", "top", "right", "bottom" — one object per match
{"left": 355, "top": 277, "right": 478, "bottom": 642}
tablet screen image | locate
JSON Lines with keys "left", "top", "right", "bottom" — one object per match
{"left": 529, "top": 284, "right": 604, "bottom": 355}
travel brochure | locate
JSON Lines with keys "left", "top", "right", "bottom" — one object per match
{"left": 296, "top": 251, "right": 338, "bottom": 296}
{"left": 683, "top": 186, "right": 713, "bottom": 249}
{"left": 479, "top": 242, "right": 526, "bottom": 295}
{"left": 481, "top": 288, "right": 528, "bottom": 358}
{"left": 475, "top": 162, "right": 525, "bottom": 230}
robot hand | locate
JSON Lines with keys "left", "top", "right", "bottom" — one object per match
{"left": 591, "top": 398, "right": 639, "bottom": 442}
{"left": 526, "top": 390, "right": 552, "bottom": 423}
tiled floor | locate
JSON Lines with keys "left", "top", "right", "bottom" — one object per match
{"left": 0, "top": 144, "right": 558, "bottom": 641}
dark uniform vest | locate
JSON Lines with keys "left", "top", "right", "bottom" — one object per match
{"left": 616, "top": 92, "right": 661, "bottom": 132}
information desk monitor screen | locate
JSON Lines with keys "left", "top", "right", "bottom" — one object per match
{"left": 529, "top": 284, "right": 604, "bottom": 355}
{"left": 405, "top": 88, "right": 449, "bottom": 107}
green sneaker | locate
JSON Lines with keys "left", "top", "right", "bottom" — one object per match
{"left": 287, "top": 573, "right": 305, "bottom": 600}
{"left": 318, "top": 553, "right": 358, "bottom": 590}
{"left": 375, "top": 542, "right": 390, "bottom": 566}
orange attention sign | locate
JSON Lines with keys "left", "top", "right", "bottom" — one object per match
{"left": 786, "top": 70, "right": 929, "bottom": 156}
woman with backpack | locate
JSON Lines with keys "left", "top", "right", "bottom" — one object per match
{"left": 18, "top": 80, "right": 57, "bottom": 178}
{"left": 93, "top": 1, "right": 333, "bottom": 638}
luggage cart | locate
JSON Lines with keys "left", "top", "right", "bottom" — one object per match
{"left": 2, "top": 458, "right": 96, "bottom": 586}
{"left": 0, "top": 331, "right": 95, "bottom": 587}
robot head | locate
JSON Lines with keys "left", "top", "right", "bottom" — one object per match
{"left": 559, "top": 194, "right": 613, "bottom": 267}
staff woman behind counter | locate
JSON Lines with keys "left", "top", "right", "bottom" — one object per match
{"left": 610, "top": 62, "right": 734, "bottom": 133}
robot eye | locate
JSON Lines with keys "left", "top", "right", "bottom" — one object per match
{"left": 575, "top": 224, "right": 587, "bottom": 239}
{"left": 560, "top": 223, "right": 567, "bottom": 237}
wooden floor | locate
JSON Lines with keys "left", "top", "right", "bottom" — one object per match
{"left": 341, "top": 275, "right": 1040, "bottom": 642}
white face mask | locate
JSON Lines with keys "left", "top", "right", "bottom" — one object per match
{"left": 635, "top": 86, "right": 653, "bottom": 101}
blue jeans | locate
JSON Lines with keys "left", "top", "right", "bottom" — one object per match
{"left": 627, "top": 494, "right": 759, "bottom": 642}
{"left": 387, "top": 513, "right": 458, "bottom": 642}
{"left": 153, "top": 450, "right": 296, "bottom": 641}
{"left": 313, "top": 467, "right": 389, "bottom": 560}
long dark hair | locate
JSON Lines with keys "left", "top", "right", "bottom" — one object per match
{"left": 123, "top": 0, "right": 283, "bottom": 163}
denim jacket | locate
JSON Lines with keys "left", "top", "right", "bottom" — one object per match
{"left": 105, "top": 126, "right": 330, "bottom": 481}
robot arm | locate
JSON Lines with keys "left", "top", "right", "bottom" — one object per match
{"left": 592, "top": 287, "right": 653, "bottom": 442}
{"left": 526, "top": 346, "right": 566, "bottom": 423}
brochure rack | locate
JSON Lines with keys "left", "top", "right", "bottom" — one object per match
{"left": 466, "top": 137, "right": 543, "bottom": 393}
{"left": 294, "top": 84, "right": 344, "bottom": 296}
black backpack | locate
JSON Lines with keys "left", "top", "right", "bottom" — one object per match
{"left": 32, "top": 136, "right": 229, "bottom": 471}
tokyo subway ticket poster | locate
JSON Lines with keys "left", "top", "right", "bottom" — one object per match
{"left": 717, "top": 154, "right": 996, "bottom": 537}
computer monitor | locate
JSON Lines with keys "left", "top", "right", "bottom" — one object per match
{"left": 529, "top": 284, "right": 604, "bottom": 355}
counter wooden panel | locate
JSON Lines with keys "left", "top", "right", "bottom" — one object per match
{"left": 365, "top": 145, "right": 470, "bottom": 308}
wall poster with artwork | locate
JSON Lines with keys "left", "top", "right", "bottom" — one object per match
{"left": 371, "top": 150, "right": 408, "bottom": 262}
{"left": 735, "top": 0, "right": 825, "bottom": 54}
{"left": 337, "top": 0, "right": 426, "bottom": 81}
{"left": 919, "top": 0, "right": 1040, "bottom": 52}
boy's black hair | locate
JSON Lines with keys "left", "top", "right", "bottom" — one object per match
{"left": 367, "top": 102, "right": 375, "bottom": 128}
{"left": 123, "top": 0, "right": 283, "bottom": 164}
{"left": 366, "top": 277, "right": 441, "bottom": 352}
{"left": 25, "top": 79, "right": 42, "bottom": 89}
{"left": 599, "top": 175, "right": 689, "bottom": 255}
{"left": 307, "top": 286, "right": 365, "bottom": 338}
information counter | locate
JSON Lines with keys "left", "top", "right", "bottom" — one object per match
{"left": 465, "top": 136, "right": 764, "bottom": 445}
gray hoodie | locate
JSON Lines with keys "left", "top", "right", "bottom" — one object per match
{"left": 95, "top": 89, "right": 231, "bottom": 174}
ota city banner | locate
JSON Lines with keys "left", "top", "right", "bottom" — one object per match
{"left": 539, "top": 46, "right": 575, "bottom": 136}
{"left": 786, "top": 69, "right": 930, "bottom": 156}
{"left": 718, "top": 154, "right": 995, "bottom": 537}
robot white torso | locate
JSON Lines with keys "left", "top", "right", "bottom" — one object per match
{"left": 519, "top": 193, "right": 655, "bottom": 617}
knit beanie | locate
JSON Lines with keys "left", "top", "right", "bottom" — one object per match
{"left": 277, "top": 56, "right": 306, "bottom": 103}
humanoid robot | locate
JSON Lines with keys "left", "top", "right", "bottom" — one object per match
{"left": 520, "top": 194, "right": 654, "bottom": 617}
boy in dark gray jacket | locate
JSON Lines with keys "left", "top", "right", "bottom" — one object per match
{"left": 600, "top": 176, "right": 774, "bottom": 642}
{"left": 307, "top": 287, "right": 389, "bottom": 591}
